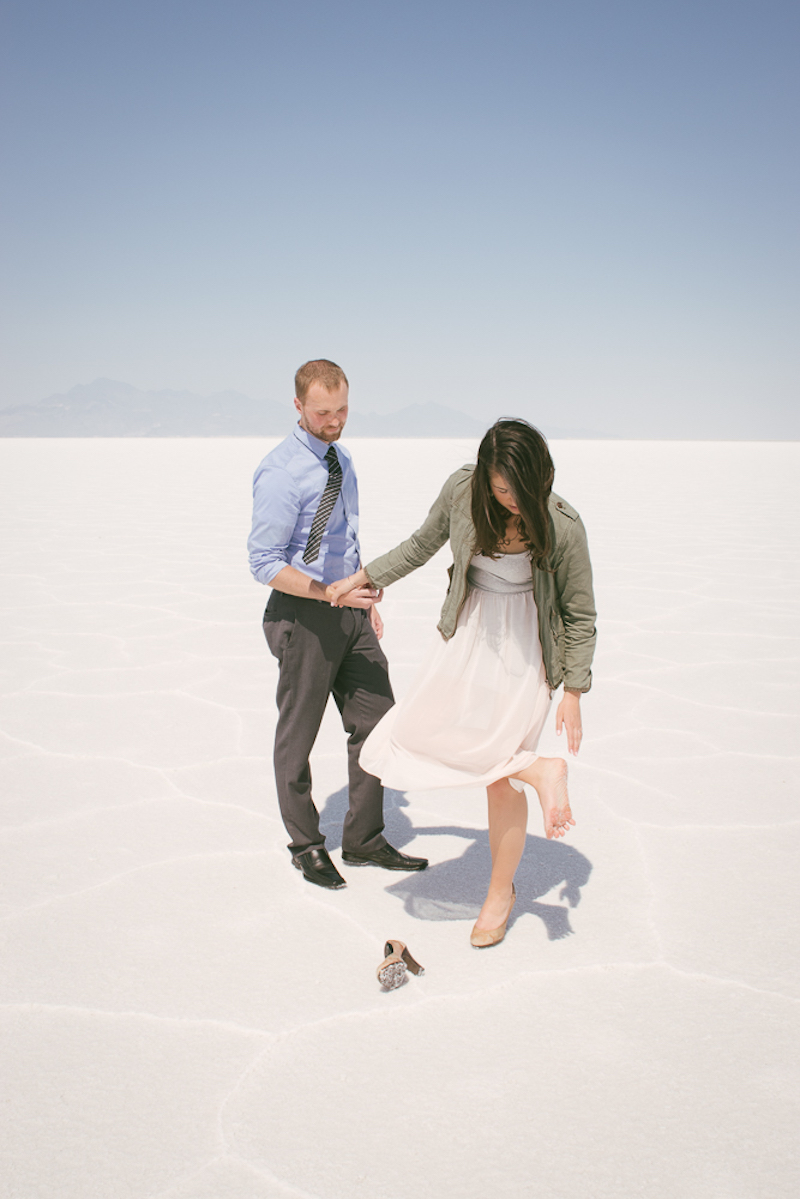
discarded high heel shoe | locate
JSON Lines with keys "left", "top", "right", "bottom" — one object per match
{"left": 470, "top": 886, "right": 516, "bottom": 949}
{"left": 376, "top": 940, "right": 425, "bottom": 990}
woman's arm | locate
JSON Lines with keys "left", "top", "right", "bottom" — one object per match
{"left": 554, "top": 515, "right": 597, "bottom": 694}
{"left": 329, "top": 470, "right": 462, "bottom": 605}
{"left": 551, "top": 514, "right": 596, "bottom": 754}
{"left": 365, "top": 470, "right": 460, "bottom": 587}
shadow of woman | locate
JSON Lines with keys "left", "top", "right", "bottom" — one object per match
{"left": 319, "top": 786, "right": 592, "bottom": 941}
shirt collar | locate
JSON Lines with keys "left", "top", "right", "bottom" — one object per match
{"left": 292, "top": 422, "right": 341, "bottom": 461}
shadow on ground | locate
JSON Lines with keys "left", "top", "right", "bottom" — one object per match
{"left": 320, "top": 786, "right": 592, "bottom": 940}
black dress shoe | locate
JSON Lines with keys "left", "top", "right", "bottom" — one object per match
{"left": 291, "top": 847, "right": 347, "bottom": 889}
{"left": 341, "top": 843, "right": 428, "bottom": 871}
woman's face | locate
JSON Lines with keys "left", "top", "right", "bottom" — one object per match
{"left": 489, "top": 471, "right": 520, "bottom": 514}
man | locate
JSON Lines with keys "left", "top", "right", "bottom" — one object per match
{"left": 248, "top": 359, "right": 428, "bottom": 888}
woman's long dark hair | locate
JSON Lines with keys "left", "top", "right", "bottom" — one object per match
{"left": 471, "top": 419, "right": 555, "bottom": 566}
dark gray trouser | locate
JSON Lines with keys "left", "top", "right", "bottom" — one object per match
{"left": 263, "top": 592, "right": 395, "bottom": 855}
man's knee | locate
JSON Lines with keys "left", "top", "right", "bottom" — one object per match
{"left": 362, "top": 691, "right": 394, "bottom": 735}
{"left": 339, "top": 684, "right": 393, "bottom": 740}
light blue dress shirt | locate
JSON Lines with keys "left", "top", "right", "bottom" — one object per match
{"left": 248, "top": 424, "right": 361, "bottom": 587}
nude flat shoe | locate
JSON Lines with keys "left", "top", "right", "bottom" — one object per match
{"left": 470, "top": 886, "right": 516, "bottom": 949}
{"left": 377, "top": 940, "right": 426, "bottom": 990}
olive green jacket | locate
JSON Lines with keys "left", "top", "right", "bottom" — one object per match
{"left": 364, "top": 465, "right": 597, "bottom": 693}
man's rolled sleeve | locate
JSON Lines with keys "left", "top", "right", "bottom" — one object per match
{"left": 248, "top": 464, "right": 301, "bottom": 586}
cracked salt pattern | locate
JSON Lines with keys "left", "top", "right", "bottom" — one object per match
{"left": 1, "top": 437, "right": 798, "bottom": 1199}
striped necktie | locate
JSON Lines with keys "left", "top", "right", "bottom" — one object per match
{"left": 303, "top": 445, "right": 343, "bottom": 564}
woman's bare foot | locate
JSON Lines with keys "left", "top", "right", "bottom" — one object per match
{"left": 538, "top": 758, "right": 574, "bottom": 839}
{"left": 474, "top": 884, "right": 516, "bottom": 932}
{"left": 514, "top": 757, "right": 574, "bottom": 839}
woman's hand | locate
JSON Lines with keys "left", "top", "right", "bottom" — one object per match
{"left": 556, "top": 689, "right": 583, "bottom": 756}
{"left": 326, "top": 570, "right": 382, "bottom": 611}
{"left": 327, "top": 569, "right": 370, "bottom": 606}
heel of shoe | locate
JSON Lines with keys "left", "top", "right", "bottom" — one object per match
{"left": 401, "top": 945, "right": 425, "bottom": 977}
{"left": 470, "top": 886, "right": 516, "bottom": 949}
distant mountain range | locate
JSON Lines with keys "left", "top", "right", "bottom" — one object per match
{"left": 0, "top": 379, "right": 491, "bottom": 438}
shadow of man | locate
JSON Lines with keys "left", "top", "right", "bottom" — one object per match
{"left": 319, "top": 786, "right": 592, "bottom": 940}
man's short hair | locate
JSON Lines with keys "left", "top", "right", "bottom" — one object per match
{"left": 294, "top": 359, "right": 349, "bottom": 401}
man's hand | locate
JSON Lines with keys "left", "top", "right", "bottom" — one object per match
{"left": 369, "top": 602, "right": 384, "bottom": 640}
{"left": 555, "top": 689, "right": 583, "bottom": 756}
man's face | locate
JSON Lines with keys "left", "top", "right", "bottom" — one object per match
{"left": 294, "top": 382, "right": 349, "bottom": 443}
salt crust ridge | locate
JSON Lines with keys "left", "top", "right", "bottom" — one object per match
{"left": 1, "top": 437, "right": 798, "bottom": 1199}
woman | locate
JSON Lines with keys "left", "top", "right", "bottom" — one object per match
{"left": 329, "top": 419, "right": 596, "bottom": 947}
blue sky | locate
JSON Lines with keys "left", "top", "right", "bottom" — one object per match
{"left": 1, "top": 0, "right": 797, "bottom": 436}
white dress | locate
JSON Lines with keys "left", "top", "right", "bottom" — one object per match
{"left": 360, "top": 551, "right": 552, "bottom": 791}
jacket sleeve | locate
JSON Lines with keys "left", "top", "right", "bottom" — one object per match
{"left": 554, "top": 515, "right": 597, "bottom": 692}
{"left": 363, "top": 472, "right": 456, "bottom": 587}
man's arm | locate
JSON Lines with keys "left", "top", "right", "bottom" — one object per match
{"left": 248, "top": 462, "right": 303, "bottom": 586}
{"left": 270, "top": 564, "right": 379, "bottom": 609}
{"left": 248, "top": 462, "right": 379, "bottom": 608}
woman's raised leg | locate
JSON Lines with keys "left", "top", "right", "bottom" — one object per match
{"left": 512, "top": 756, "right": 573, "bottom": 839}
{"left": 474, "top": 778, "right": 527, "bottom": 933}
